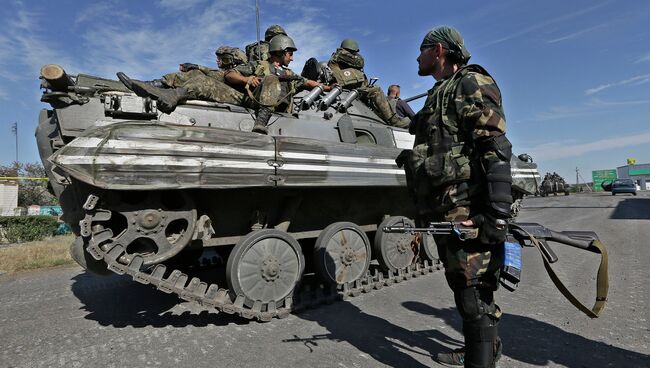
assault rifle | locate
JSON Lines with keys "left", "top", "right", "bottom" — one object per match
{"left": 383, "top": 221, "right": 600, "bottom": 264}
{"left": 383, "top": 221, "right": 609, "bottom": 318}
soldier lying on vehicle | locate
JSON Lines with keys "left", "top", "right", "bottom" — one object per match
{"left": 117, "top": 46, "right": 252, "bottom": 113}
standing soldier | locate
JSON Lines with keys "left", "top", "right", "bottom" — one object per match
{"left": 404, "top": 26, "right": 512, "bottom": 367}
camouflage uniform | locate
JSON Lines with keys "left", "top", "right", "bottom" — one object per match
{"left": 160, "top": 66, "right": 224, "bottom": 88}
{"left": 248, "top": 60, "right": 305, "bottom": 113}
{"left": 408, "top": 64, "right": 510, "bottom": 367}
{"left": 328, "top": 48, "right": 409, "bottom": 128}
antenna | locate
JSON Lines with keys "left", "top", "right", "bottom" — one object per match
{"left": 255, "top": 0, "right": 261, "bottom": 61}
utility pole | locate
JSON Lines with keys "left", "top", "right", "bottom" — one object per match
{"left": 11, "top": 122, "right": 18, "bottom": 162}
{"left": 576, "top": 167, "right": 579, "bottom": 187}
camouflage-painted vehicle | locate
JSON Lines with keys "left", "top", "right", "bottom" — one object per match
{"left": 540, "top": 172, "right": 570, "bottom": 197}
{"left": 36, "top": 64, "right": 540, "bottom": 321}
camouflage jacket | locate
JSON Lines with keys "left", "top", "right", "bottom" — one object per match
{"left": 409, "top": 64, "right": 507, "bottom": 214}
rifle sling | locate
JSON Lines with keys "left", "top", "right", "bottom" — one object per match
{"left": 510, "top": 224, "right": 609, "bottom": 318}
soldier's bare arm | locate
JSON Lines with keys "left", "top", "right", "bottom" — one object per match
{"left": 225, "top": 70, "right": 261, "bottom": 88}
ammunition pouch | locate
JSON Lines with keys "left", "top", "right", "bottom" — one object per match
{"left": 424, "top": 143, "right": 472, "bottom": 187}
{"left": 477, "top": 134, "right": 513, "bottom": 219}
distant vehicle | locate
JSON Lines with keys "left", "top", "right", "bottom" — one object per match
{"left": 611, "top": 179, "right": 637, "bottom": 196}
{"left": 540, "top": 172, "right": 570, "bottom": 196}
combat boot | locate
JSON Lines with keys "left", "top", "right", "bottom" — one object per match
{"left": 252, "top": 107, "right": 272, "bottom": 134}
{"left": 435, "top": 338, "right": 502, "bottom": 367}
{"left": 117, "top": 72, "right": 186, "bottom": 114}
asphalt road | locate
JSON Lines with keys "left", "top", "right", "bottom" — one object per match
{"left": 1, "top": 192, "right": 648, "bottom": 368}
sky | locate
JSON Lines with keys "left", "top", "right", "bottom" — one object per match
{"left": 1, "top": 0, "right": 649, "bottom": 183}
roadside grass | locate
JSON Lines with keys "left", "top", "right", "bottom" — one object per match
{"left": 0, "top": 234, "right": 75, "bottom": 274}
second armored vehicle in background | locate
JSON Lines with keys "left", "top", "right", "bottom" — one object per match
{"left": 540, "top": 172, "right": 570, "bottom": 196}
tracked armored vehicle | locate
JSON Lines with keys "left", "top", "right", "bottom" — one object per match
{"left": 540, "top": 172, "right": 570, "bottom": 197}
{"left": 36, "top": 64, "right": 540, "bottom": 321}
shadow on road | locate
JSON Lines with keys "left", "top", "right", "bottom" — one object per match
{"left": 403, "top": 301, "right": 649, "bottom": 368}
{"left": 288, "top": 300, "right": 461, "bottom": 368}
{"left": 610, "top": 197, "right": 650, "bottom": 220}
{"left": 71, "top": 272, "right": 248, "bottom": 328}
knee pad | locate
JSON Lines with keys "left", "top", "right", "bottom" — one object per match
{"left": 454, "top": 287, "right": 496, "bottom": 321}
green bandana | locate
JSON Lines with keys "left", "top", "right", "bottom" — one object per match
{"left": 420, "top": 26, "right": 471, "bottom": 65}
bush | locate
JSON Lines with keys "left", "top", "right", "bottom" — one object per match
{"left": 0, "top": 216, "right": 60, "bottom": 243}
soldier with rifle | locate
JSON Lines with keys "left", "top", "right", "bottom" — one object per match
{"left": 392, "top": 26, "right": 609, "bottom": 368}
{"left": 399, "top": 26, "right": 512, "bottom": 367}
{"left": 238, "top": 34, "right": 335, "bottom": 134}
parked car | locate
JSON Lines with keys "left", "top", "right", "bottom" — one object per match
{"left": 611, "top": 179, "right": 637, "bottom": 196}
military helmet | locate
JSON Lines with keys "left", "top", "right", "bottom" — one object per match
{"left": 265, "top": 25, "right": 287, "bottom": 41}
{"left": 215, "top": 46, "right": 248, "bottom": 66}
{"left": 269, "top": 35, "right": 297, "bottom": 53}
{"left": 340, "top": 38, "right": 359, "bottom": 52}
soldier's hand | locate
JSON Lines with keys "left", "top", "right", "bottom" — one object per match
{"left": 467, "top": 213, "right": 508, "bottom": 245}
{"left": 179, "top": 63, "right": 199, "bottom": 72}
{"left": 247, "top": 76, "right": 261, "bottom": 88}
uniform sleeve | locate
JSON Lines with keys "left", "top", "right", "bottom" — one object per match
{"left": 455, "top": 72, "right": 506, "bottom": 138}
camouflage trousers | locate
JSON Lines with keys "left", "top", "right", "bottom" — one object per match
{"left": 161, "top": 69, "right": 225, "bottom": 88}
{"left": 250, "top": 75, "right": 295, "bottom": 113}
{"left": 359, "top": 86, "right": 410, "bottom": 128}
{"left": 431, "top": 205, "right": 504, "bottom": 291}
{"left": 162, "top": 70, "right": 246, "bottom": 106}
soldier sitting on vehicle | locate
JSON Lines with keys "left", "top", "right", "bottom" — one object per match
{"left": 245, "top": 24, "right": 288, "bottom": 64}
{"left": 328, "top": 39, "right": 410, "bottom": 128}
{"left": 117, "top": 46, "right": 250, "bottom": 114}
{"left": 228, "top": 34, "right": 334, "bottom": 134}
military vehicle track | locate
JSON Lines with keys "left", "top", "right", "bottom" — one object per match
{"left": 81, "top": 193, "right": 441, "bottom": 322}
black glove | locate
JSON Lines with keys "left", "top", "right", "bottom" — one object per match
{"left": 179, "top": 63, "right": 199, "bottom": 72}
{"left": 395, "top": 149, "right": 412, "bottom": 168}
{"left": 471, "top": 213, "right": 508, "bottom": 245}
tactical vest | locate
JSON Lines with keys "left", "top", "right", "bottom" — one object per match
{"left": 329, "top": 64, "right": 367, "bottom": 89}
{"left": 411, "top": 65, "right": 493, "bottom": 190}
{"left": 246, "top": 41, "right": 271, "bottom": 63}
{"left": 329, "top": 48, "right": 365, "bottom": 69}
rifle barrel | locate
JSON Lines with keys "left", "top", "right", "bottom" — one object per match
{"left": 403, "top": 92, "right": 428, "bottom": 103}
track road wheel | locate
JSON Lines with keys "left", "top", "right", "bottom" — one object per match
{"left": 226, "top": 229, "right": 304, "bottom": 308}
{"left": 314, "top": 222, "right": 371, "bottom": 285}
{"left": 374, "top": 216, "right": 418, "bottom": 272}
{"left": 420, "top": 233, "right": 440, "bottom": 263}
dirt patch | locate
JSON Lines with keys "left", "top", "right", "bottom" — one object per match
{"left": 0, "top": 234, "right": 75, "bottom": 274}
